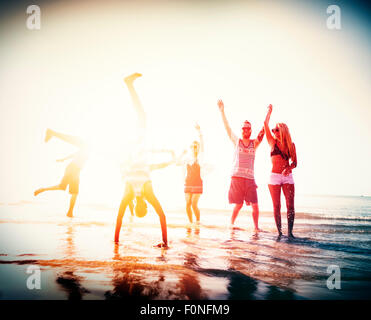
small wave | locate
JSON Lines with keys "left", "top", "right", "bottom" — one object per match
{"left": 294, "top": 212, "right": 371, "bottom": 222}
{"left": 286, "top": 237, "right": 371, "bottom": 256}
{"left": 307, "top": 224, "right": 371, "bottom": 234}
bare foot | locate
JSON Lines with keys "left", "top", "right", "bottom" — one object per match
{"left": 124, "top": 73, "right": 142, "bottom": 84}
{"left": 34, "top": 188, "right": 43, "bottom": 196}
{"left": 252, "top": 233, "right": 259, "bottom": 240}
{"left": 154, "top": 242, "right": 168, "bottom": 248}
{"left": 254, "top": 228, "right": 263, "bottom": 233}
{"left": 230, "top": 225, "right": 243, "bottom": 231}
{"left": 186, "top": 221, "right": 193, "bottom": 228}
{"left": 44, "top": 128, "right": 53, "bottom": 143}
{"left": 66, "top": 212, "right": 73, "bottom": 218}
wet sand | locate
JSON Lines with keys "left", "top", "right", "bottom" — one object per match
{"left": 0, "top": 203, "right": 370, "bottom": 300}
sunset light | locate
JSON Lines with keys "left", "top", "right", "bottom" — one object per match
{"left": 0, "top": 0, "right": 370, "bottom": 306}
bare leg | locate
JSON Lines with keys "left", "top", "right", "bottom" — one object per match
{"left": 34, "top": 184, "right": 65, "bottom": 196}
{"left": 143, "top": 183, "right": 167, "bottom": 246}
{"left": 231, "top": 203, "right": 243, "bottom": 225}
{"left": 66, "top": 194, "right": 77, "bottom": 218}
{"left": 114, "top": 185, "right": 134, "bottom": 242}
{"left": 282, "top": 183, "right": 295, "bottom": 238}
{"left": 251, "top": 203, "right": 260, "bottom": 232}
{"left": 124, "top": 73, "right": 146, "bottom": 131}
{"left": 185, "top": 193, "right": 193, "bottom": 223}
{"left": 45, "top": 129, "right": 85, "bottom": 148}
{"left": 128, "top": 200, "right": 134, "bottom": 216}
{"left": 191, "top": 194, "right": 201, "bottom": 222}
{"left": 268, "top": 184, "right": 282, "bottom": 236}
{"left": 45, "top": 128, "right": 53, "bottom": 142}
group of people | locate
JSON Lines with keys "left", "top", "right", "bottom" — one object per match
{"left": 34, "top": 73, "right": 297, "bottom": 247}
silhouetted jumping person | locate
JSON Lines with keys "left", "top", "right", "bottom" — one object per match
{"left": 34, "top": 129, "right": 89, "bottom": 217}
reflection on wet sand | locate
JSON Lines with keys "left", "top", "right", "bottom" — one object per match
{"left": 56, "top": 271, "right": 90, "bottom": 300}
{"left": 4, "top": 209, "right": 365, "bottom": 300}
{"left": 99, "top": 223, "right": 301, "bottom": 300}
{"left": 225, "top": 228, "right": 259, "bottom": 299}
{"left": 0, "top": 196, "right": 370, "bottom": 301}
{"left": 222, "top": 227, "right": 296, "bottom": 299}
{"left": 56, "top": 225, "right": 90, "bottom": 300}
{"left": 105, "top": 226, "right": 206, "bottom": 300}
{"left": 104, "top": 244, "right": 165, "bottom": 300}
{"left": 178, "top": 226, "right": 206, "bottom": 300}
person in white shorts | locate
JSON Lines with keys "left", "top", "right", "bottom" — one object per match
{"left": 264, "top": 104, "right": 297, "bottom": 238}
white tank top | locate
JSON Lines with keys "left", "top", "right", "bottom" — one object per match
{"left": 122, "top": 154, "right": 151, "bottom": 196}
{"left": 231, "top": 139, "right": 255, "bottom": 179}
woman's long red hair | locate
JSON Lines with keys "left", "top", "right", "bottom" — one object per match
{"left": 277, "top": 123, "right": 294, "bottom": 159}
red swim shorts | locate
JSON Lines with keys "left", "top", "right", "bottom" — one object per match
{"left": 228, "top": 177, "right": 258, "bottom": 205}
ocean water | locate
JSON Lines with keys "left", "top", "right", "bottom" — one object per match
{"left": 0, "top": 194, "right": 370, "bottom": 300}
{"left": 295, "top": 194, "right": 371, "bottom": 219}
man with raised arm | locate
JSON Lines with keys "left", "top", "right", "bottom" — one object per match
{"left": 217, "top": 99, "right": 265, "bottom": 232}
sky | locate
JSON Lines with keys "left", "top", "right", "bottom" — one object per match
{"left": 0, "top": 0, "right": 370, "bottom": 210}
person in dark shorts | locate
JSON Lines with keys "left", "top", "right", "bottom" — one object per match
{"left": 177, "top": 124, "right": 204, "bottom": 223}
{"left": 217, "top": 99, "right": 266, "bottom": 232}
{"left": 34, "top": 129, "right": 89, "bottom": 217}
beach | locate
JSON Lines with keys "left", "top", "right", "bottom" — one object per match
{"left": 1, "top": 0, "right": 371, "bottom": 305}
{"left": 0, "top": 196, "right": 370, "bottom": 300}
